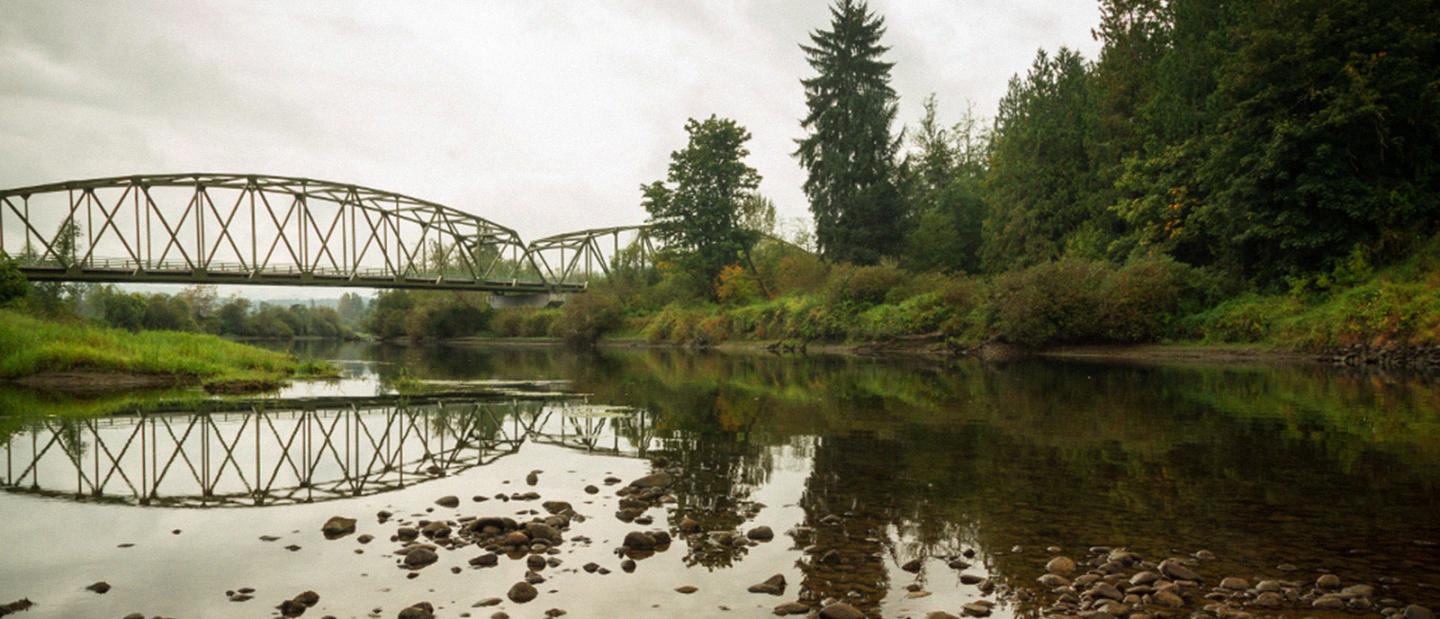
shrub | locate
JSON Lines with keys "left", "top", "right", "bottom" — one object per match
{"left": 491, "top": 309, "right": 528, "bottom": 337}
{"left": 1188, "top": 294, "right": 1299, "bottom": 343}
{"left": 824, "top": 260, "right": 908, "bottom": 306}
{"left": 766, "top": 251, "right": 828, "bottom": 296}
{"left": 521, "top": 309, "right": 558, "bottom": 337}
{"left": 694, "top": 315, "right": 730, "bottom": 345}
{"left": 715, "top": 264, "right": 764, "bottom": 304}
{"left": 1100, "top": 256, "right": 1192, "bottom": 342}
{"left": 990, "top": 258, "right": 1111, "bottom": 347}
{"left": 553, "top": 290, "right": 624, "bottom": 346}
{"left": 0, "top": 259, "right": 29, "bottom": 306}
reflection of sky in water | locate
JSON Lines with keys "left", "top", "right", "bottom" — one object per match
{"left": 0, "top": 344, "right": 1438, "bottom": 617}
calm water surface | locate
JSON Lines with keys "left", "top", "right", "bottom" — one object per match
{"left": 1, "top": 342, "right": 1438, "bottom": 618}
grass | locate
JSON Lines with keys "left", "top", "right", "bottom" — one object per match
{"left": 0, "top": 309, "right": 337, "bottom": 392}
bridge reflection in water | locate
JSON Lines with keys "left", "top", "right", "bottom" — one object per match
{"left": 0, "top": 396, "right": 654, "bottom": 508}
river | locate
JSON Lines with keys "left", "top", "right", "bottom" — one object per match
{"left": 0, "top": 342, "right": 1437, "bottom": 618}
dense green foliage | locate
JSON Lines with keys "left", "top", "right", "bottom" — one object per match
{"left": 0, "top": 259, "right": 29, "bottom": 306}
{"left": 366, "top": 289, "right": 491, "bottom": 340}
{"left": 643, "top": 116, "right": 763, "bottom": 287}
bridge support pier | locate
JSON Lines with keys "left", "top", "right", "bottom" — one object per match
{"left": 488, "top": 292, "right": 569, "bottom": 309}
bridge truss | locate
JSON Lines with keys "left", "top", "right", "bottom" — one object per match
{"left": 0, "top": 173, "right": 818, "bottom": 295}
{"left": 524, "top": 225, "right": 661, "bottom": 287}
{"left": 0, "top": 174, "right": 560, "bottom": 292}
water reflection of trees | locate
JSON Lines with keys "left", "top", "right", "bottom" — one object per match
{"left": 552, "top": 350, "right": 1440, "bottom": 610}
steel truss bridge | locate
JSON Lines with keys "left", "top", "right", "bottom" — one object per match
{"left": 0, "top": 395, "right": 657, "bottom": 508}
{"left": 0, "top": 173, "right": 667, "bottom": 294}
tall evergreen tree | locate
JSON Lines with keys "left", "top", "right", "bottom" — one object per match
{"left": 642, "top": 115, "right": 762, "bottom": 288}
{"left": 902, "top": 95, "right": 987, "bottom": 273}
{"left": 795, "top": 0, "right": 907, "bottom": 265}
{"left": 983, "top": 48, "right": 1110, "bottom": 270}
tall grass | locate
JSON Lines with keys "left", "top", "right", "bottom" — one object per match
{"left": 0, "top": 309, "right": 322, "bottom": 388}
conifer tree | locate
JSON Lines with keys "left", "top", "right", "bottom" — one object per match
{"left": 795, "top": 0, "right": 906, "bottom": 264}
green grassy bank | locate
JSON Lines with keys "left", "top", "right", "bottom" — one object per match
{"left": 475, "top": 237, "right": 1440, "bottom": 360}
{"left": 0, "top": 309, "right": 336, "bottom": 392}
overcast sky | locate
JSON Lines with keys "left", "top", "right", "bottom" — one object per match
{"left": 0, "top": 1, "right": 1099, "bottom": 299}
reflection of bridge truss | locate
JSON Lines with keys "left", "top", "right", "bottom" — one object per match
{"left": 0, "top": 397, "right": 656, "bottom": 508}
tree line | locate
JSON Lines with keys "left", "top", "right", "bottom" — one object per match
{"left": 647, "top": 0, "right": 1438, "bottom": 294}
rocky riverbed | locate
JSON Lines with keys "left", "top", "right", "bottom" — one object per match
{"left": 9, "top": 456, "right": 1431, "bottom": 619}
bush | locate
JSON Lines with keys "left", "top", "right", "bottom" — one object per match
{"left": 1100, "top": 256, "right": 1193, "bottom": 342}
{"left": 990, "top": 259, "right": 1111, "bottom": 347}
{"left": 0, "top": 260, "right": 29, "bottom": 306}
{"left": 1188, "top": 294, "right": 1300, "bottom": 343}
{"left": 522, "top": 310, "right": 558, "bottom": 337}
{"left": 824, "top": 260, "right": 909, "bottom": 306}
{"left": 553, "top": 290, "right": 624, "bottom": 346}
{"left": 715, "top": 264, "right": 764, "bottom": 304}
{"left": 492, "top": 309, "right": 528, "bottom": 337}
{"left": 758, "top": 246, "right": 828, "bottom": 295}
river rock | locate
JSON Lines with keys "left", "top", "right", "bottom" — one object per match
{"left": 622, "top": 531, "right": 657, "bottom": 550}
{"left": 86, "top": 581, "right": 111, "bottom": 594}
{"left": 421, "top": 521, "right": 451, "bottom": 539}
{"left": 963, "top": 603, "right": 992, "bottom": 617}
{"left": 294, "top": 591, "right": 319, "bottom": 607}
{"left": 774, "top": 602, "right": 810, "bottom": 615}
{"left": 1317, "top": 574, "right": 1342, "bottom": 589}
{"left": 584, "top": 485, "right": 598, "bottom": 494}
{"left": 1130, "top": 571, "right": 1161, "bottom": 586}
{"left": 1252, "top": 592, "right": 1285, "bottom": 608}
{"left": 927, "top": 613, "right": 961, "bottom": 619}
{"left": 747, "top": 526, "right": 774, "bottom": 541}
{"left": 679, "top": 517, "right": 701, "bottom": 533}
{"left": 1159, "top": 558, "right": 1201, "bottom": 581}
{"left": 748, "top": 574, "right": 786, "bottom": 595}
{"left": 902, "top": 558, "right": 924, "bottom": 573}
{"left": 508, "top": 581, "right": 538, "bottom": 604}
{"left": 1046, "top": 556, "right": 1077, "bottom": 575}
{"left": 322, "top": 516, "right": 356, "bottom": 539}
{"left": 541, "top": 501, "right": 571, "bottom": 515}
{"left": 1152, "top": 590, "right": 1184, "bottom": 607}
{"left": 819, "top": 602, "right": 865, "bottom": 619}
{"left": 1038, "top": 574, "right": 1070, "bottom": 587}
{"left": 1404, "top": 606, "right": 1436, "bottom": 619}
{"left": 397, "top": 607, "right": 432, "bottom": 619}
{"left": 1092, "top": 582, "right": 1124, "bottom": 601}
{"left": 470, "top": 553, "right": 498, "bottom": 567}
{"left": 675, "top": 586, "right": 698, "bottom": 594}
{"left": 277, "top": 599, "right": 307, "bottom": 617}
{"left": 398, "top": 602, "right": 435, "bottom": 619}
{"left": 1314, "top": 595, "right": 1346, "bottom": 609}
{"left": 1254, "top": 580, "right": 1282, "bottom": 592}
{"left": 435, "top": 496, "right": 459, "bottom": 508}
{"left": 628, "top": 472, "right": 673, "bottom": 488}
{"left": 1219, "top": 577, "right": 1248, "bottom": 590}
{"left": 404, "top": 547, "right": 439, "bottom": 568}
{"left": 527, "top": 555, "right": 547, "bottom": 570}
{"left": 526, "top": 470, "right": 540, "bottom": 485}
